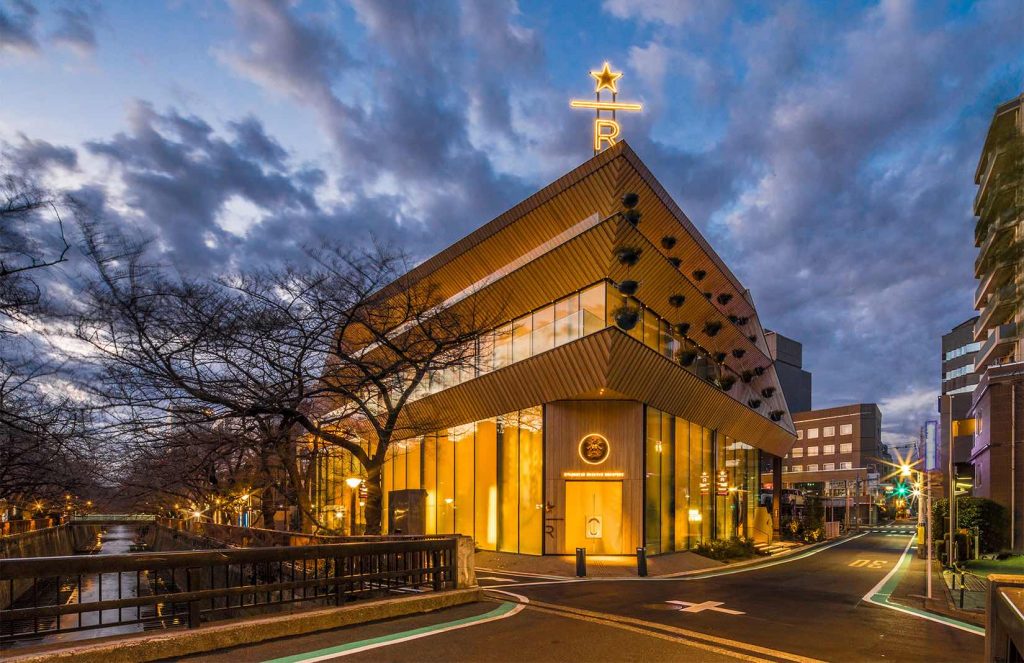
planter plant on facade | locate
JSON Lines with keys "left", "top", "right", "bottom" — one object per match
{"left": 661, "top": 236, "right": 677, "bottom": 250}
{"left": 732, "top": 348, "right": 746, "bottom": 359}
{"left": 761, "top": 387, "right": 776, "bottom": 398}
{"left": 703, "top": 321, "right": 723, "bottom": 337}
{"left": 622, "top": 192, "right": 639, "bottom": 208}
{"left": 692, "top": 269, "right": 707, "bottom": 281}
{"left": 678, "top": 350, "right": 698, "bottom": 367}
{"left": 613, "top": 306, "right": 641, "bottom": 331}
{"left": 674, "top": 322, "right": 691, "bottom": 336}
{"left": 668, "top": 294, "right": 685, "bottom": 308}
{"left": 616, "top": 279, "right": 639, "bottom": 296}
{"left": 614, "top": 246, "right": 642, "bottom": 266}
{"left": 622, "top": 208, "right": 642, "bottom": 226}
{"left": 716, "top": 293, "right": 733, "bottom": 305}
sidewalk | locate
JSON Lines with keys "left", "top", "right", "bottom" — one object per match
{"left": 888, "top": 545, "right": 985, "bottom": 628}
{"left": 476, "top": 540, "right": 821, "bottom": 578}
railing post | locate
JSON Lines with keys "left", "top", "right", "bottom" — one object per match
{"left": 636, "top": 547, "right": 648, "bottom": 577}
{"left": 432, "top": 549, "right": 442, "bottom": 591}
{"left": 186, "top": 568, "right": 201, "bottom": 629}
{"left": 575, "top": 548, "right": 587, "bottom": 577}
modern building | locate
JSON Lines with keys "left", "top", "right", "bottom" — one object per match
{"left": 765, "top": 331, "right": 812, "bottom": 414}
{"left": 969, "top": 93, "right": 1023, "bottom": 551}
{"left": 317, "top": 142, "right": 796, "bottom": 555}
{"left": 938, "top": 316, "right": 980, "bottom": 498}
{"left": 770, "top": 405, "right": 885, "bottom": 517}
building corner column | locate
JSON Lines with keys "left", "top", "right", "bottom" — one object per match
{"left": 772, "top": 456, "right": 783, "bottom": 540}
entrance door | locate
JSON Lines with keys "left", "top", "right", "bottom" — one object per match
{"left": 564, "top": 481, "right": 623, "bottom": 554}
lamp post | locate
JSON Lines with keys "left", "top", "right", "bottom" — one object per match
{"left": 345, "top": 477, "right": 363, "bottom": 536}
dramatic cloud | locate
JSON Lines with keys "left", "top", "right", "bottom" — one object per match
{"left": 1, "top": 0, "right": 1020, "bottom": 444}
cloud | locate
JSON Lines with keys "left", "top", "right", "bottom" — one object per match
{"left": 2, "top": 133, "right": 78, "bottom": 174}
{"left": 51, "top": 2, "right": 100, "bottom": 56}
{"left": 0, "top": 0, "right": 40, "bottom": 55}
{"left": 602, "top": 0, "right": 709, "bottom": 27}
{"left": 84, "top": 102, "right": 323, "bottom": 271}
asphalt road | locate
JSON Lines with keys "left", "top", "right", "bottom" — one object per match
{"left": 183, "top": 527, "right": 983, "bottom": 663}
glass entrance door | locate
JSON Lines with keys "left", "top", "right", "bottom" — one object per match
{"left": 564, "top": 481, "right": 623, "bottom": 554}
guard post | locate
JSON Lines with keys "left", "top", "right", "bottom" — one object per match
{"left": 575, "top": 547, "right": 587, "bottom": 577}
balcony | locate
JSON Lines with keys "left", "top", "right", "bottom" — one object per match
{"left": 975, "top": 258, "right": 1014, "bottom": 309}
{"left": 974, "top": 213, "right": 1017, "bottom": 278}
{"left": 975, "top": 283, "right": 1017, "bottom": 340}
{"left": 975, "top": 321, "right": 1020, "bottom": 371}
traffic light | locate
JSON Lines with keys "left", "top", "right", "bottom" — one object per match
{"left": 894, "top": 481, "right": 909, "bottom": 497}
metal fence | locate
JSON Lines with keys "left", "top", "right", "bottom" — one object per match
{"left": 0, "top": 538, "right": 457, "bottom": 643}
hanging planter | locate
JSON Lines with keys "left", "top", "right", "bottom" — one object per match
{"left": 732, "top": 348, "right": 746, "bottom": 359}
{"left": 616, "top": 280, "right": 639, "bottom": 296}
{"left": 728, "top": 314, "right": 739, "bottom": 324}
{"left": 754, "top": 366, "right": 765, "bottom": 376}
{"left": 761, "top": 386, "right": 776, "bottom": 398}
{"left": 622, "top": 192, "right": 639, "bottom": 208}
{"left": 717, "top": 376, "right": 736, "bottom": 392}
{"left": 716, "top": 293, "right": 733, "bottom": 305}
{"left": 748, "top": 399, "right": 762, "bottom": 408}
{"left": 748, "top": 334, "right": 757, "bottom": 343}
{"left": 622, "top": 208, "right": 642, "bottom": 226}
{"left": 614, "top": 246, "right": 642, "bottom": 266}
{"left": 703, "top": 291, "right": 713, "bottom": 299}
{"left": 668, "top": 294, "right": 685, "bottom": 307}
{"left": 613, "top": 305, "right": 641, "bottom": 331}
{"left": 674, "top": 322, "right": 691, "bottom": 336}
{"left": 692, "top": 269, "right": 707, "bottom": 281}
{"left": 703, "top": 321, "right": 722, "bottom": 337}
{"left": 737, "top": 316, "right": 749, "bottom": 325}
{"left": 660, "top": 236, "right": 677, "bottom": 250}
{"left": 678, "top": 350, "right": 698, "bottom": 367}
{"left": 741, "top": 370, "right": 754, "bottom": 383}
{"left": 668, "top": 257, "right": 682, "bottom": 268}
{"left": 714, "top": 352, "right": 727, "bottom": 363}
{"left": 769, "top": 410, "right": 784, "bottom": 422}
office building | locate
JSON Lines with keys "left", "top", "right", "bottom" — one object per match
{"left": 765, "top": 331, "right": 812, "bottom": 414}
{"left": 938, "top": 317, "right": 980, "bottom": 498}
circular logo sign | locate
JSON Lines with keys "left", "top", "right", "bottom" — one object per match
{"left": 578, "top": 434, "right": 610, "bottom": 465}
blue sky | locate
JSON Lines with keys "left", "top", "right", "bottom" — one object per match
{"left": 1, "top": 0, "right": 1022, "bottom": 449}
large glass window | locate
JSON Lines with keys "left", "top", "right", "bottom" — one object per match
{"left": 518, "top": 408, "right": 544, "bottom": 555}
{"left": 497, "top": 414, "right": 518, "bottom": 552}
{"left": 453, "top": 424, "right": 475, "bottom": 537}
{"left": 475, "top": 420, "right": 498, "bottom": 550}
{"left": 512, "top": 315, "right": 532, "bottom": 363}
{"left": 554, "top": 297, "right": 580, "bottom": 347}
{"left": 581, "top": 283, "right": 607, "bottom": 335}
{"left": 532, "top": 305, "right": 555, "bottom": 355}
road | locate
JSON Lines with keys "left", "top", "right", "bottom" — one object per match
{"left": 185, "top": 527, "right": 983, "bottom": 662}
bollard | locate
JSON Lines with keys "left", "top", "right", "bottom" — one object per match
{"left": 575, "top": 547, "right": 587, "bottom": 577}
{"left": 636, "top": 547, "right": 648, "bottom": 577}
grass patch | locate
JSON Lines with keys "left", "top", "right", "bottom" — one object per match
{"left": 962, "top": 555, "right": 1024, "bottom": 577}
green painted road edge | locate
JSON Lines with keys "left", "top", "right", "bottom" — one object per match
{"left": 862, "top": 535, "right": 984, "bottom": 636}
{"left": 262, "top": 601, "right": 519, "bottom": 663}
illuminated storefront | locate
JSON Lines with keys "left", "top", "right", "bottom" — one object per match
{"left": 318, "top": 142, "right": 795, "bottom": 555}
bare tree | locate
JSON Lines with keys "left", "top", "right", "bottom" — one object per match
{"left": 76, "top": 225, "right": 492, "bottom": 533}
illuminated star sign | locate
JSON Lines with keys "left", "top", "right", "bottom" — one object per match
{"left": 570, "top": 62, "right": 642, "bottom": 154}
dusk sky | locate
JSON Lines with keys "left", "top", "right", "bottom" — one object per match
{"left": 1, "top": 0, "right": 1022, "bottom": 450}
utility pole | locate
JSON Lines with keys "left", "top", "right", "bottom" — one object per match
{"left": 926, "top": 471, "right": 933, "bottom": 599}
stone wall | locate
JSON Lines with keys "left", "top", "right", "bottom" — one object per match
{"left": 0, "top": 524, "right": 102, "bottom": 609}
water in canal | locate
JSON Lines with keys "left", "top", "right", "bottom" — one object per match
{"left": 4, "top": 524, "right": 183, "bottom": 648}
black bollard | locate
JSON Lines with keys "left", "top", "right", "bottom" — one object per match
{"left": 636, "top": 547, "right": 648, "bottom": 577}
{"left": 575, "top": 547, "right": 587, "bottom": 577}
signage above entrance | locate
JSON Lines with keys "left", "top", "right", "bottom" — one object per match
{"left": 563, "top": 471, "right": 624, "bottom": 479}
{"left": 578, "top": 433, "right": 610, "bottom": 465}
{"left": 570, "top": 62, "right": 643, "bottom": 154}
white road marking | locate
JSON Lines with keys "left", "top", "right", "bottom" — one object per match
{"left": 667, "top": 600, "right": 745, "bottom": 615}
{"left": 478, "top": 576, "right": 516, "bottom": 583}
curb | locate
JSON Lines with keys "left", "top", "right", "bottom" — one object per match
{"left": 5, "top": 588, "right": 482, "bottom": 663}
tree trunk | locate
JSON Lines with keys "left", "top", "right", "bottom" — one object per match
{"left": 363, "top": 462, "right": 384, "bottom": 535}
{"left": 260, "top": 499, "right": 277, "bottom": 530}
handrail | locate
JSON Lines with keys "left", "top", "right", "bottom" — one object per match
{"left": 0, "top": 537, "right": 459, "bottom": 642}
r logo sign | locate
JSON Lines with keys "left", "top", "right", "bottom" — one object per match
{"left": 579, "top": 434, "right": 610, "bottom": 465}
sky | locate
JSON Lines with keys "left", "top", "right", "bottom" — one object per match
{"left": 1, "top": 0, "right": 1022, "bottom": 450}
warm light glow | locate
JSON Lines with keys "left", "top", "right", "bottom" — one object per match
{"left": 900, "top": 464, "right": 913, "bottom": 477}
{"left": 590, "top": 62, "right": 623, "bottom": 93}
{"left": 569, "top": 61, "right": 642, "bottom": 153}
{"left": 688, "top": 508, "right": 702, "bottom": 523}
{"left": 192, "top": 510, "right": 202, "bottom": 519}
{"left": 562, "top": 471, "right": 625, "bottom": 479}
{"left": 345, "top": 477, "right": 363, "bottom": 489}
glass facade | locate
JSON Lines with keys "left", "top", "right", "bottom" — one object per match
{"left": 645, "top": 407, "right": 759, "bottom": 554}
{"left": 382, "top": 406, "right": 543, "bottom": 554}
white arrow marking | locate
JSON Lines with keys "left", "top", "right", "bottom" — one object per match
{"left": 478, "top": 576, "right": 516, "bottom": 583}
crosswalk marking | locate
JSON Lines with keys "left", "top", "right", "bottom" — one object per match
{"left": 666, "top": 600, "right": 745, "bottom": 616}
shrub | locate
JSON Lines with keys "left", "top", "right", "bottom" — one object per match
{"left": 932, "top": 496, "right": 1009, "bottom": 553}
{"left": 694, "top": 536, "right": 763, "bottom": 560}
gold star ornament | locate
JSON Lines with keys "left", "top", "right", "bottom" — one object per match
{"left": 590, "top": 62, "right": 623, "bottom": 93}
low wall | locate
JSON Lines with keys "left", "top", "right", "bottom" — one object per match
{"left": 0, "top": 524, "right": 101, "bottom": 609}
